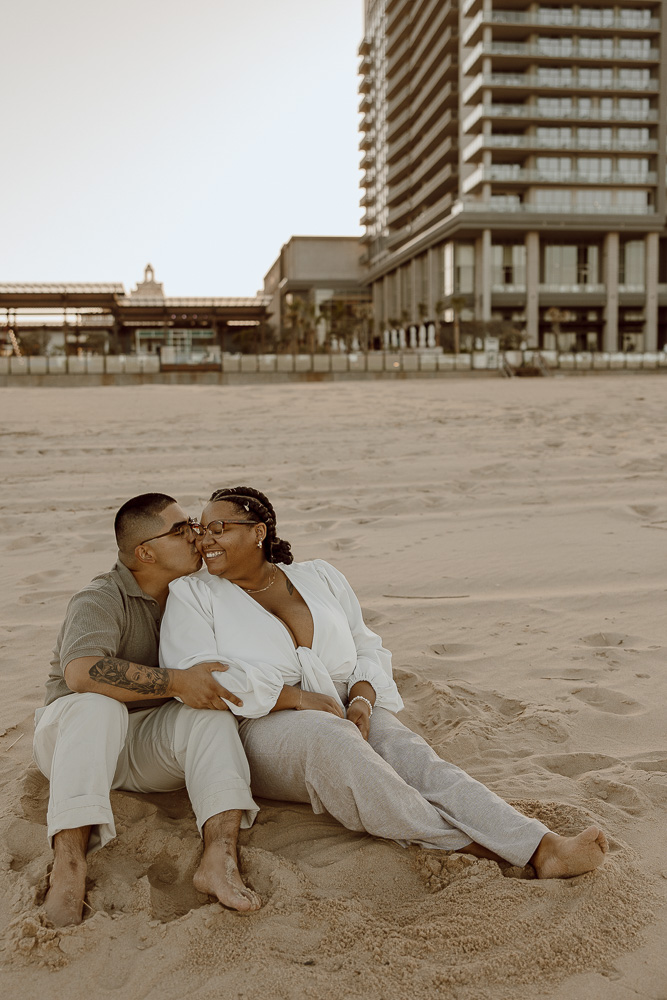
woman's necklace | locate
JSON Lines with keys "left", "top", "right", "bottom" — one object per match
{"left": 243, "top": 564, "right": 278, "bottom": 595}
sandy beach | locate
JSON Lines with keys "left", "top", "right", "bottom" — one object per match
{"left": 0, "top": 375, "right": 665, "bottom": 999}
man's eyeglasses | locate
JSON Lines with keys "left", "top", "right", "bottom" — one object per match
{"left": 139, "top": 518, "right": 200, "bottom": 546}
{"left": 190, "top": 520, "right": 258, "bottom": 538}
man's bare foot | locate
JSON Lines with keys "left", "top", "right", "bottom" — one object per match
{"left": 43, "top": 827, "right": 90, "bottom": 927}
{"left": 193, "top": 839, "right": 261, "bottom": 912}
{"left": 531, "top": 826, "right": 609, "bottom": 879}
{"left": 194, "top": 811, "right": 261, "bottom": 913}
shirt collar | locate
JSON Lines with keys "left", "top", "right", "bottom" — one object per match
{"left": 113, "top": 559, "right": 155, "bottom": 601}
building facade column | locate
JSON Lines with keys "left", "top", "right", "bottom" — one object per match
{"left": 525, "top": 231, "right": 539, "bottom": 347}
{"left": 645, "top": 232, "right": 658, "bottom": 352}
{"left": 372, "top": 280, "right": 383, "bottom": 344}
{"left": 475, "top": 229, "right": 492, "bottom": 322}
{"left": 603, "top": 232, "right": 619, "bottom": 353}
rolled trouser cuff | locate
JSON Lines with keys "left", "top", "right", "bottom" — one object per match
{"left": 193, "top": 780, "right": 260, "bottom": 836}
{"left": 47, "top": 795, "right": 116, "bottom": 853}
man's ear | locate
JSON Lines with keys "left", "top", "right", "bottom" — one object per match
{"left": 135, "top": 544, "right": 156, "bottom": 565}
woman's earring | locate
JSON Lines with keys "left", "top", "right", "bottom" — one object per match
{"left": 257, "top": 539, "right": 263, "bottom": 548}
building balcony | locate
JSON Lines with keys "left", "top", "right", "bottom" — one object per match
{"left": 387, "top": 172, "right": 414, "bottom": 208}
{"left": 360, "top": 151, "right": 375, "bottom": 169}
{"left": 358, "top": 93, "right": 372, "bottom": 113}
{"left": 361, "top": 169, "right": 376, "bottom": 188}
{"left": 359, "top": 131, "right": 373, "bottom": 151}
{"left": 386, "top": 104, "right": 413, "bottom": 143}
{"left": 463, "top": 41, "right": 660, "bottom": 76}
{"left": 359, "top": 53, "right": 372, "bottom": 74}
{"left": 452, "top": 198, "right": 657, "bottom": 217}
{"left": 463, "top": 72, "right": 660, "bottom": 104}
{"left": 462, "top": 102, "right": 659, "bottom": 133}
{"left": 462, "top": 166, "right": 657, "bottom": 194}
{"left": 358, "top": 37, "right": 371, "bottom": 57}
{"left": 462, "top": 133, "right": 658, "bottom": 162}
{"left": 463, "top": 10, "right": 660, "bottom": 46}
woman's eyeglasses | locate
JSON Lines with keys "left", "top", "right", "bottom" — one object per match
{"left": 190, "top": 520, "right": 258, "bottom": 538}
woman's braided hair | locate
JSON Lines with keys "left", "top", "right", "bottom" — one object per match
{"left": 208, "top": 486, "right": 293, "bottom": 565}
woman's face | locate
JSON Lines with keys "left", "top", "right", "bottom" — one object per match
{"left": 196, "top": 500, "right": 264, "bottom": 578}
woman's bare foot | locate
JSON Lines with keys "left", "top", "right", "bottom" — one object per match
{"left": 194, "top": 811, "right": 261, "bottom": 913}
{"left": 43, "top": 827, "right": 90, "bottom": 927}
{"left": 193, "top": 840, "right": 261, "bottom": 912}
{"left": 531, "top": 826, "right": 609, "bottom": 879}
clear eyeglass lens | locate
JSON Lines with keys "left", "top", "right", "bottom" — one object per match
{"left": 207, "top": 521, "right": 225, "bottom": 536}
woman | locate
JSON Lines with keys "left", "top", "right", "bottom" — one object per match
{"left": 160, "top": 486, "right": 608, "bottom": 879}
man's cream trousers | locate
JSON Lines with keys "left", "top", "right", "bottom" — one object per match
{"left": 33, "top": 693, "right": 258, "bottom": 852}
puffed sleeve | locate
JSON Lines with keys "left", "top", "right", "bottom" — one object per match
{"left": 312, "top": 561, "right": 404, "bottom": 713}
{"left": 159, "top": 577, "right": 286, "bottom": 718}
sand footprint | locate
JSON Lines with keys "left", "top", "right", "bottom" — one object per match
{"left": 535, "top": 752, "right": 621, "bottom": 778}
{"left": 570, "top": 685, "right": 644, "bottom": 715}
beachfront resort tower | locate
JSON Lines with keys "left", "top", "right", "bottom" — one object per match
{"left": 359, "top": 0, "right": 667, "bottom": 351}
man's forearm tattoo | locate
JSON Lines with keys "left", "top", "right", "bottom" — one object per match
{"left": 89, "top": 657, "right": 170, "bottom": 695}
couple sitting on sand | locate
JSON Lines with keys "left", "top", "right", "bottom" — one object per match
{"left": 34, "top": 487, "right": 609, "bottom": 927}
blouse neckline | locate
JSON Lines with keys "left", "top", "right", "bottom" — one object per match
{"left": 232, "top": 562, "right": 317, "bottom": 652}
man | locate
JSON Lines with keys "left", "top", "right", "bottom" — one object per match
{"left": 33, "top": 493, "right": 261, "bottom": 927}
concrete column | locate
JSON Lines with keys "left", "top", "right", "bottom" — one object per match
{"left": 645, "top": 232, "right": 658, "bottom": 352}
{"left": 481, "top": 228, "right": 492, "bottom": 321}
{"left": 382, "top": 276, "right": 390, "bottom": 335}
{"left": 395, "top": 268, "right": 402, "bottom": 324}
{"left": 426, "top": 247, "right": 435, "bottom": 320}
{"left": 525, "top": 231, "right": 539, "bottom": 347}
{"left": 603, "top": 232, "right": 619, "bottom": 353}
{"left": 372, "top": 281, "right": 383, "bottom": 343}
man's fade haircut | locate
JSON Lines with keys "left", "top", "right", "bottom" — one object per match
{"left": 114, "top": 493, "right": 177, "bottom": 554}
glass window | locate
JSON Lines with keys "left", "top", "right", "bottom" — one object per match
{"left": 579, "top": 38, "right": 613, "bottom": 58}
{"left": 616, "top": 190, "right": 649, "bottom": 209}
{"left": 619, "top": 39, "right": 650, "bottom": 58}
{"left": 536, "top": 156, "right": 572, "bottom": 178}
{"left": 575, "top": 190, "right": 612, "bottom": 212}
{"left": 579, "top": 7, "right": 614, "bottom": 27}
{"left": 577, "top": 157, "right": 612, "bottom": 179}
{"left": 598, "top": 98, "right": 613, "bottom": 120}
{"left": 543, "top": 245, "right": 599, "bottom": 284}
{"left": 620, "top": 240, "right": 645, "bottom": 286}
{"left": 535, "top": 189, "right": 572, "bottom": 209}
{"left": 537, "top": 126, "right": 572, "bottom": 146}
{"left": 618, "top": 127, "right": 650, "bottom": 147}
{"left": 538, "top": 6, "right": 574, "bottom": 25}
{"left": 619, "top": 9, "right": 651, "bottom": 29}
{"left": 491, "top": 244, "right": 526, "bottom": 285}
{"left": 578, "top": 128, "right": 612, "bottom": 148}
{"left": 618, "top": 68, "right": 651, "bottom": 87}
{"left": 579, "top": 68, "right": 613, "bottom": 88}
{"left": 618, "top": 157, "right": 649, "bottom": 178}
{"left": 538, "top": 67, "right": 573, "bottom": 85}
{"left": 455, "top": 244, "right": 475, "bottom": 294}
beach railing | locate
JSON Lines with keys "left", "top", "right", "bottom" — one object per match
{"left": 1, "top": 351, "right": 667, "bottom": 377}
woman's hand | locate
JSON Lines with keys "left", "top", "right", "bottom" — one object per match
{"left": 297, "top": 690, "right": 345, "bottom": 718}
{"left": 346, "top": 699, "right": 371, "bottom": 740}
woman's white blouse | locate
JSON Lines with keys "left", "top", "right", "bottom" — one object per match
{"left": 159, "top": 559, "right": 404, "bottom": 718}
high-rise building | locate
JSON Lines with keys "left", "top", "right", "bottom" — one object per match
{"left": 359, "top": 0, "right": 666, "bottom": 351}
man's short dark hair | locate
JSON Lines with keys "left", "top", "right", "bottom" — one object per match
{"left": 114, "top": 493, "right": 177, "bottom": 554}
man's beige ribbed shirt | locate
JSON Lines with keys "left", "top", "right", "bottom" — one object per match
{"left": 45, "top": 561, "right": 162, "bottom": 706}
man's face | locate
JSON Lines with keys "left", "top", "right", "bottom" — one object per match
{"left": 141, "top": 502, "right": 202, "bottom": 578}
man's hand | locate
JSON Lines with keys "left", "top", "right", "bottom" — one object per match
{"left": 296, "top": 690, "right": 345, "bottom": 718}
{"left": 346, "top": 699, "right": 371, "bottom": 740}
{"left": 169, "top": 662, "right": 243, "bottom": 711}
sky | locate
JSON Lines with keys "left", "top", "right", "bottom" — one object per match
{"left": 0, "top": 0, "right": 364, "bottom": 296}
